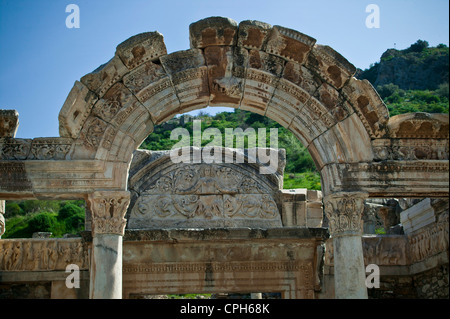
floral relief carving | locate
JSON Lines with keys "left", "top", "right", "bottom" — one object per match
{"left": 323, "top": 192, "right": 368, "bottom": 236}
{"left": 87, "top": 191, "right": 131, "bottom": 236}
{"left": 129, "top": 163, "right": 281, "bottom": 227}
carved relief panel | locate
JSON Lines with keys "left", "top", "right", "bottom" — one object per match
{"left": 127, "top": 150, "right": 284, "bottom": 229}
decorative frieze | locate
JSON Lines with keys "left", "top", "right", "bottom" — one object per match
{"left": 129, "top": 162, "right": 282, "bottom": 228}
{"left": 408, "top": 214, "right": 449, "bottom": 264}
{"left": 0, "top": 239, "right": 88, "bottom": 271}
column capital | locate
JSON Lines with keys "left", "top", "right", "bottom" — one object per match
{"left": 87, "top": 191, "right": 130, "bottom": 236}
{"left": 323, "top": 192, "right": 368, "bottom": 237}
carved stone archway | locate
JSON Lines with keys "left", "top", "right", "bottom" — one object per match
{"left": 1, "top": 17, "right": 448, "bottom": 299}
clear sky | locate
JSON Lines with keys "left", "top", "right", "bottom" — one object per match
{"left": 0, "top": 0, "right": 448, "bottom": 138}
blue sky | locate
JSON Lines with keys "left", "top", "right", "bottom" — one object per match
{"left": 0, "top": 0, "right": 448, "bottom": 138}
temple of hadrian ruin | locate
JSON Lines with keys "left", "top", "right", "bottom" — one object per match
{"left": 0, "top": 17, "right": 448, "bottom": 299}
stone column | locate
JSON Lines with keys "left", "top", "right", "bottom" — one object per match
{"left": 0, "top": 200, "right": 5, "bottom": 239}
{"left": 87, "top": 191, "right": 130, "bottom": 299}
{"left": 324, "top": 192, "right": 368, "bottom": 299}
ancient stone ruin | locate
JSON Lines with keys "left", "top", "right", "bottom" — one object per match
{"left": 0, "top": 17, "right": 448, "bottom": 299}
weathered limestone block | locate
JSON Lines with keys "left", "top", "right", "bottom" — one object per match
{"left": 0, "top": 238, "right": 89, "bottom": 271}
{"left": 372, "top": 139, "right": 449, "bottom": 161}
{"left": 127, "top": 148, "right": 285, "bottom": 229}
{"left": 326, "top": 160, "right": 449, "bottom": 198}
{"left": 307, "top": 190, "right": 323, "bottom": 227}
{"left": 160, "top": 49, "right": 210, "bottom": 110}
{"left": 264, "top": 25, "right": 316, "bottom": 64}
{"left": 307, "top": 113, "right": 373, "bottom": 169}
{"left": 326, "top": 235, "right": 410, "bottom": 266}
{"left": 280, "top": 189, "right": 307, "bottom": 226}
{"left": 0, "top": 138, "right": 32, "bottom": 160}
{"left": 341, "top": 78, "right": 389, "bottom": 138}
{"left": 408, "top": 214, "right": 449, "bottom": 264}
{"left": 388, "top": 113, "right": 449, "bottom": 139}
{"left": 58, "top": 81, "right": 98, "bottom": 139}
{"left": 240, "top": 50, "right": 284, "bottom": 115}
{"left": 95, "top": 127, "right": 137, "bottom": 163}
{"left": 28, "top": 138, "right": 74, "bottom": 160}
{"left": 0, "top": 110, "right": 19, "bottom": 138}
{"left": 115, "top": 31, "right": 167, "bottom": 70}
{"left": 400, "top": 198, "right": 436, "bottom": 235}
{"left": 237, "top": 20, "right": 272, "bottom": 50}
{"left": 282, "top": 62, "right": 322, "bottom": 96}
{"left": 80, "top": 55, "right": 129, "bottom": 98}
{"left": 91, "top": 82, "right": 154, "bottom": 146}
{"left": 265, "top": 78, "right": 311, "bottom": 128}
{"left": 313, "top": 82, "right": 353, "bottom": 123}
{"left": 122, "top": 59, "right": 180, "bottom": 124}
{"left": 306, "top": 44, "right": 356, "bottom": 90}
{"left": 123, "top": 60, "right": 167, "bottom": 94}
{"left": 205, "top": 46, "right": 245, "bottom": 107}
{"left": 78, "top": 116, "right": 109, "bottom": 151}
{"left": 288, "top": 96, "right": 336, "bottom": 148}
{"left": 280, "top": 188, "right": 324, "bottom": 228}
{"left": 189, "top": 17, "right": 238, "bottom": 49}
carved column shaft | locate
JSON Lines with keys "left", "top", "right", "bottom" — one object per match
{"left": 86, "top": 191, "right": 130, "bottom": 299}
{"left": 0, "top": 200, "right": 5, "bottom": 238}
{"left": 324, "top": 192, "right": 368, "bottom": 299}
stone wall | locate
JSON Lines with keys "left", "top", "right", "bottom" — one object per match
{"left": 414, "top": 264, "right": 449, "bottom": 299}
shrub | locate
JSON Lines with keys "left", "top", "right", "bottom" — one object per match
{"left": 28, "top": 212, "right": 57, "bottom": 234}
{"left": 5, "top": 202, "right": 23, "bottom": 218}
{"left": 58, "top": 203, "right": 84, "bottom": 221}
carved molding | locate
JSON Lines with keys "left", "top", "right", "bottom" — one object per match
{"left": 372, "top": 139, "right": 449, "bottom": 161}
{"left": 0, "top": 239, "right": 88, "bottom": 271}
{"left": 323, "top": 192, "right": 368, "bottom": 237}
{"left": 0, "top": 138, "right": 73, "bottom": 160}
{"left": 87, "top": 191, "right": 130, "bottom": 236}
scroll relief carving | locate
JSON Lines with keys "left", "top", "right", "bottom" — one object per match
{"left": 0, "top": 239, "right": 89, "bottom": 271}
{"left": 0, "top": 138, "right": 72, "bottom": 160}
{"left": 129, "top": 164, "right": 281, "bottom": 228}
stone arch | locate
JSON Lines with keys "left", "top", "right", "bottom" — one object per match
{"left": 58, "top": 17, "right": 391, "bottom": 196}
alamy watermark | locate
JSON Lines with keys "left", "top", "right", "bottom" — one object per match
{"left": 169, "top": 120, "right": 279, "bottom": 174}
{"left": 66, "top": 4, "right": 80, "bottom": 29}
{"left": 365, "top": 264, "right": 380, "bottom": 288}
{"left": 365, "top": 4, "right": 380, "bottom": 29}
{"left": 65, "top": 263, "right": 80, "bottom": 289}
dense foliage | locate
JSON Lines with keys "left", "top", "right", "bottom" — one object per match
{"left": 3, "top": 200, "right": 85, "bottom": 239}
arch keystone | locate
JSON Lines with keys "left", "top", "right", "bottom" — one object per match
{"left": 189, "top": 16, "right": 238, "bottom": 48}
